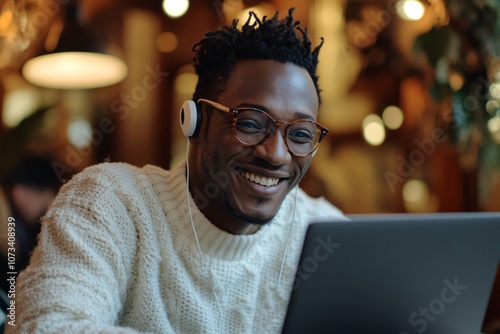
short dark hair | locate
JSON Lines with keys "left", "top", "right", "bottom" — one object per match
{"left": 192, "top": 8, "right": 324, "bottom": 103}
{"left": 3, "top": 155, "right": 61, "bottom": 192}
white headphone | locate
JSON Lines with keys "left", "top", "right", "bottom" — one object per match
{"left": 180, "top": 100, "right": 202, "bottom": 137}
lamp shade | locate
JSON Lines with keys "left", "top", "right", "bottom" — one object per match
{"left": 22, "top": 3, "right": 127, "bottom": 89}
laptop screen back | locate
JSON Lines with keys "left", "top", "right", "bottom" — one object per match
{"left": 282, "top": 213, "right": 500, "bottom": 334}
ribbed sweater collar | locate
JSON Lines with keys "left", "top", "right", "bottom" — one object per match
{"left": 146, "top": 161, "right": 291, "bottom": 261}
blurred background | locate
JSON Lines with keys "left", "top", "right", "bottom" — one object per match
{"left": 0, "top": 0, "right": 499, "bottom": 215}
{"left": 0, "top": 0, "right": 499, "bottom": 331}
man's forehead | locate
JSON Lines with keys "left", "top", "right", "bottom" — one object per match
{"left": 223, "top": 60, "right": 317, "bottom": 101}
{"left": 218, "top": 60, "right": 319, "bottom": 120}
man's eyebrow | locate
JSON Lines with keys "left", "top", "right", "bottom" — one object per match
{"left": 234, "top": 103, "right": 316, "bottom": 120}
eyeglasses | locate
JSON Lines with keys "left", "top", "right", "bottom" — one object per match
{"left": 198, "top": 98, "right": 329, "bottom": 157}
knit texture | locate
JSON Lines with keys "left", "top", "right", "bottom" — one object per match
{"left": 8, "top": 161, "right": 345, "bottom": 334}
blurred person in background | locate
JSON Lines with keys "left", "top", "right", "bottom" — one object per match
{"left": 1, "top": 154, "right": 62, "bottom": 293}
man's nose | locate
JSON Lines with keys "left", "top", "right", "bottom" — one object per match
{"left": 253, "top": 129, "right": 292, "bottom": 165}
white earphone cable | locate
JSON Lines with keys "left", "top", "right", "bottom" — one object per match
{"left": 184, "top": 135, "right": 297, "bottom": 329}
{"left": 185, "top": 140, "right": 223, "bottom": 333}
{"left": 277, "top": 185, "right": 298, "bottom": 288}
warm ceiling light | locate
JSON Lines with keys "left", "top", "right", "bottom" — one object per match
{"left": 396, "top": 0, "right": 425, "bottom": 21}
{"left": 21, "top": 3, "right": 127, "bottom": 90}
{"left": 23, "top": 52, "right": 127, "bottom": 89}
{"left": 162, "top": 0, "right": 189, "bottom": 18}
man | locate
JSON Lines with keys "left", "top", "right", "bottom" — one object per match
{"left": 9, "top": 8, "right": 345, "bottom": 333}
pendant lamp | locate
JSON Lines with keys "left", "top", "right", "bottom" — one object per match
{"left": 22, "top": 2, "right": 127, "bottom": 90}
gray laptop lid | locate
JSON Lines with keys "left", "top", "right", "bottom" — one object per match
{"left": 282, "top": 213, "right": 500, "bottom": 334}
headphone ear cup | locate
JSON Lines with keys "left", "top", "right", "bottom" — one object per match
{"left": 180, "top": 100, "right": 202, "bottom": 137}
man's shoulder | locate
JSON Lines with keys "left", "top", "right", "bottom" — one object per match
{"left": 66, "top": 162, "right": 142, "bottom": 187}
{"left": 57, "top": 162, "right": 166, "bottom": 200}
{"left": 64, "top": 161, "right": 184, "bottom": 199}
{"left": 50, "top": 162, "right": 174, "bottom": 221}
{"left": 84, "top": 161, "right": 143, "bottom": 176}
{"left": 72, "top": 162, "right": 174, "bottom": 185}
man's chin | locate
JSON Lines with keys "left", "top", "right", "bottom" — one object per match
{"left": 223, "top": 190, "right": 282, "bottom": 227}
{"left": 233, "top": 210, "right": 273, "bottom": 226}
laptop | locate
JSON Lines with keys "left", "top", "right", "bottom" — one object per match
{"left": 282, "top": 212, "right": 500, "bottom": 334}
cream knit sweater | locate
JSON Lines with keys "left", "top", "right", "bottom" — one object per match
{"left": 8, "top": 161, "right": 345, "bottom": 334}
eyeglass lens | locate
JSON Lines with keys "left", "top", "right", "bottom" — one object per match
{"left": 234, "top": 109, "right": 321, "bottom": 155}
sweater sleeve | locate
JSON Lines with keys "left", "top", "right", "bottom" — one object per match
{"left": 6, "top": 164, "right": 145, "bottom": 334}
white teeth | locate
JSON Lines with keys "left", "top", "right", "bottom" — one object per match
{"left": 243, "top": 171, "right": 279, "bottom": 187}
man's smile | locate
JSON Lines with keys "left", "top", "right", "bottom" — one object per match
{"left": 241, "top": 170, "right": 280, "bottom": 187}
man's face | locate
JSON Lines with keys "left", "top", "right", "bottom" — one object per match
{"left": 189, "top": 59, "right": 320, "bottom": 234}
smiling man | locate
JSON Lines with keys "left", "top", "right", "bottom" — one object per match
{"left": 189, "top": 60, "right": 326, "bottom": 235}
{"left": 9, "top": 8, "right": 345, "bottom": 334}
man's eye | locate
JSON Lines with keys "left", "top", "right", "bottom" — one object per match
{"left": 288, "top": 129, "right": 314, "bottom": 143}
{"left": 236, "top": 119, "right": 266, "bottom": 132}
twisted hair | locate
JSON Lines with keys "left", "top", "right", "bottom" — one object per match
{"left": 192, "top": 8, "right": 324, "bottom": 103}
